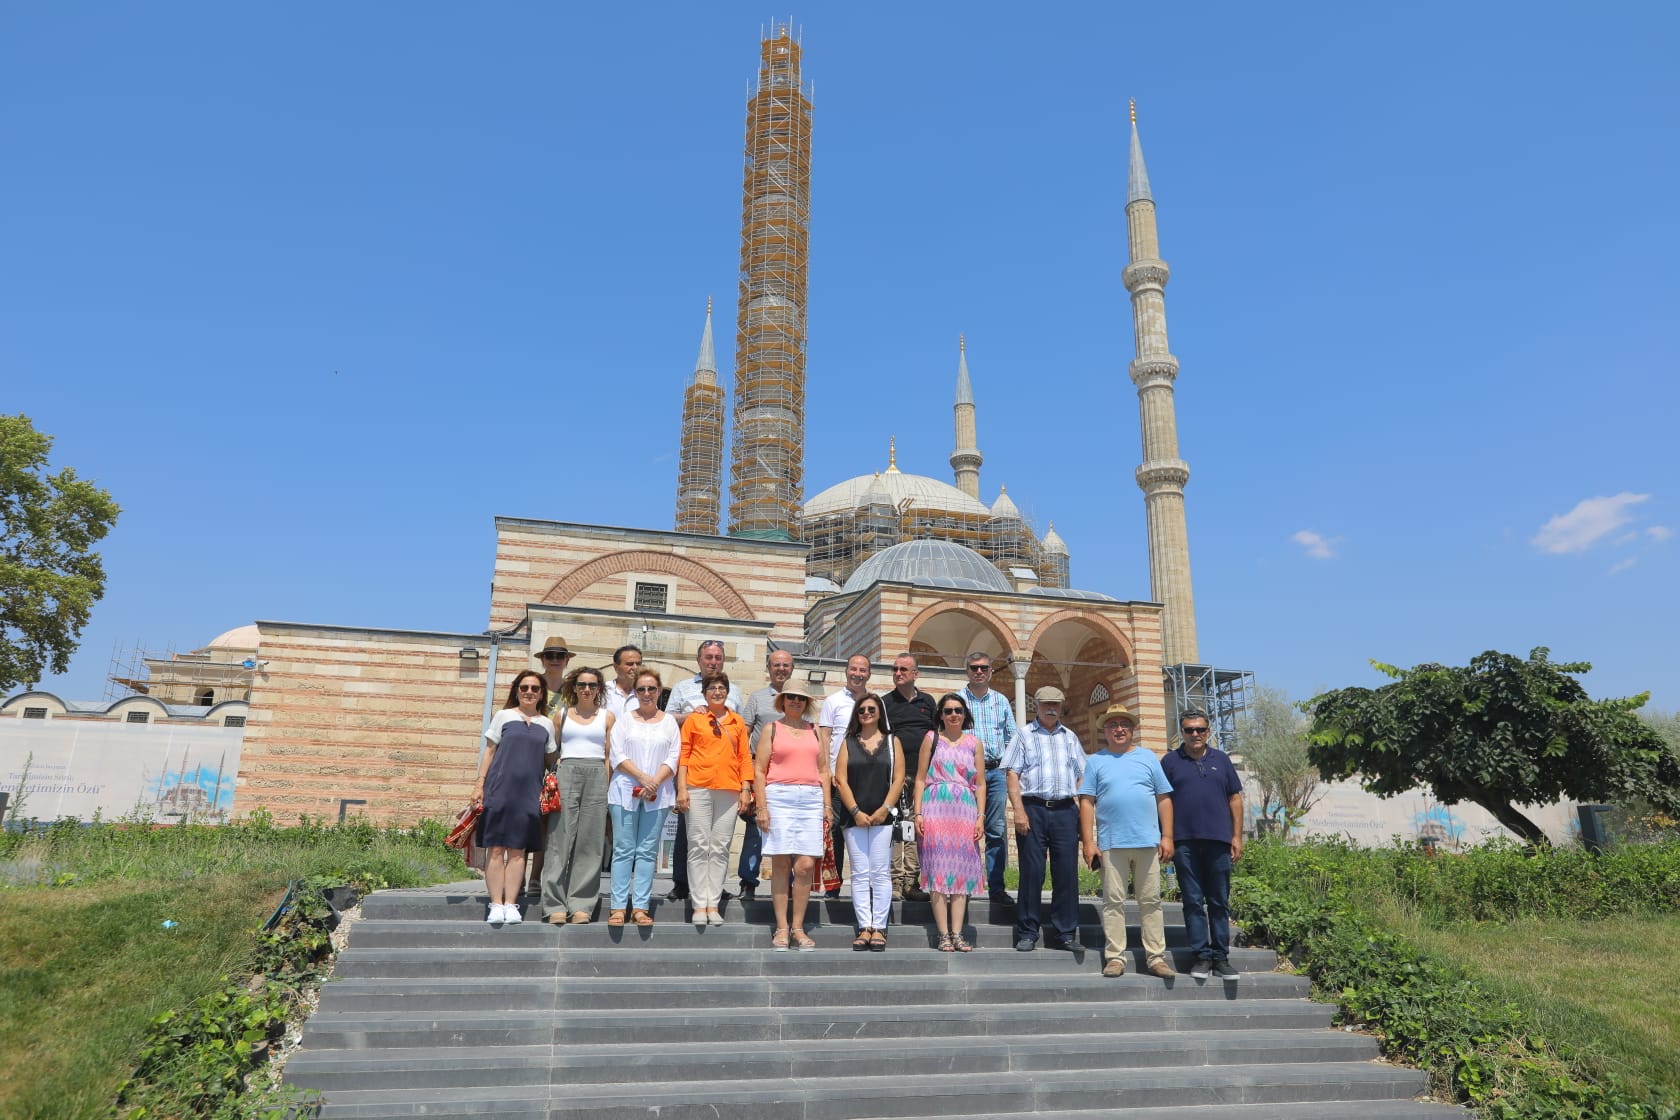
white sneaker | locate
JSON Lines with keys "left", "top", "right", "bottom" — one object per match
{"left": 487, "top": 904, "right": 505, "bottom": 924}
{"left": 503, "top": 904, "right": 522, "bottom": 924}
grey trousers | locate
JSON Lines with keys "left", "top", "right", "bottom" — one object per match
{"left": 542, "top": 758, "right": 608, "bottom": 919}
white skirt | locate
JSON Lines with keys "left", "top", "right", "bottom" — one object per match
{"left": 762, "top": 784, "right": 824, "bottom": 857}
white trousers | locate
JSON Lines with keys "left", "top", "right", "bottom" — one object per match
{"left": 685, "top": 788, "right": 739, "bottom": 910}
{"left": 844, "top": 824, "right": 893, "bottom": 930}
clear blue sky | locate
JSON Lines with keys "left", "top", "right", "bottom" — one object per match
{"left": 7, "top": 3, "right": 1677, "bottom": 711}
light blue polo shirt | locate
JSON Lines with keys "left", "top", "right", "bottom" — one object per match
{"left": 1078, "top": 747, "right": 1173, "bottom": 850}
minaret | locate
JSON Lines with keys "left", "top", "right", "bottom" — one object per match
{"left": 728, "top": 25, "right": 813, "bottom": 541}
{"left": 1124, "top": 101, "right": 1200, "bottom": 664}
{"left": 949, "top": 334, "right": 982, "bottom": 499}
{"left": 674, "top": 297, "right": 726, "bottom": 535}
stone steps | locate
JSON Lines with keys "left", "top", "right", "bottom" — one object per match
{"left": 285, "top": 880, "right": 1463, "bottom": 1119}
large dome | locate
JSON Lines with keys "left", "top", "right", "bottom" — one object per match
{"left": 803, "top": 471, "right": 989, "bottom": 519}
{"left": 841, "top": 540, "right": 1012, "bottom": 594}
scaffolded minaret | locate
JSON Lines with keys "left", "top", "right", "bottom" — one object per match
{"left": 674, "top": 298, "right": 725, "bottom": 535}
{"left": 727, "top": 25, "right": 813, "bottom": 541}
{"left": 1124, "top": 102, "right": 1200, "bottom": 664}
{"left": 949, "top": 334, "right": 982, "bottom": 500}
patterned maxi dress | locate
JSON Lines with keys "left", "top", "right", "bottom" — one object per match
{"left": 918, "top": 732, "right": 984, "bottom": 896}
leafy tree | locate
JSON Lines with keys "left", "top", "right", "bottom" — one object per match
{"left": 0, "top": 414, "right": 121, "bottom": 695}
{"left": 1306, "top": 648, "right": 1680, "bottom": 848}
{"left": 1237, "top": 686, "right": 1321, "bottom": 838}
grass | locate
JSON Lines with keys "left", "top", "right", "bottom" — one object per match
{"left": 0, "top": 816, "right": 466, "bottom": 1119}
{"left": 1408, "top": 914, "right": 1680, "bottom": 1098}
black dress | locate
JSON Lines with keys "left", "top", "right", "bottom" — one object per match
{"left": 478, "top": 713, "right": 551, "bottom": 849}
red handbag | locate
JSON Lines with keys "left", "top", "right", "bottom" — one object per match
{"left": 539, "top": 772, "right": 561, "bottom": 815}
{"left": 445, "top": 802, "right": 482, "bottom": 850}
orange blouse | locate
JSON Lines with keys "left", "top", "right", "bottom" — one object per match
{"left": 679, "top": 709, "right": 752, "bottom": 792}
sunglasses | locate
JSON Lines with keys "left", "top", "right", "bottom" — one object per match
{"left": 517, "top": 685, "right": 545, "bottom": 694}
{"left": 708, "top": 715, "right": 723, "bottom": 736}
{"left": 575, "top": 681, "right": 601, "bottom": 690}
{"left": 1182, "top": 727, "right": 1210, "bottom": 735}
{"left": 856, "top": 706, "right": 880, "bottom": 715}
{"left": 542, "top": 651, "right": 572, "bottom": 661}
{"left": 941, "top": 707, "right": 965, "bottom": 716}
{"left": 967, "top": 665, "right": 991, "bottom": 674}
{"left": 634, "top": 685, "right": 660, "bottom": 695}
{"left": 782, "top": 694, "right": 809, "bottom": 703}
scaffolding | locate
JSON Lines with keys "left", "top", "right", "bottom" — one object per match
{"left": 674, "top": 377, "right": 725, "bottom": 535}
{"left": 728, "top": 25, "right": 812, "bottom": 542}
{"left": 1162, "top": 663, "right": 1256, "bottom": 751}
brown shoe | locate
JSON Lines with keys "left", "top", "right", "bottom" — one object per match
{"left": 1102, "top": 958, "right": 1126, "bottom": 978}
{"left": 570, "top": 910, "right": 592, "bottom": 924}
{"left": 606, "top": 909, "right": 627, "bottom": 927}
{"left": 632, "top": 909, "right": 654, "bottom": 926}
{"left": 545, "top": 912, "right": 568, "bottom": 925}
{"left": 1146, "top": 958, "right": 1175, "bottom": 979}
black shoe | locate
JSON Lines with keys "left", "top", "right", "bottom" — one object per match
{"left": 720, "top": 888, "right": 736, "bottom": 902}
{"left": 824, "top": 889, "right": 842, "bottom": 900}
{"left": 1044, "top": 939, "right": 1077, "bottom": 952}
{"left": 1014, "top": 938, "right": 1037, "bottom": 952}
{"left": 1212, "top": 958, "right": 1240, "bottom": 982}
{"left": 903, "top": 886, "right": 930, "bottom": 902}
{"left": 989, "top": 892, "right": 1015, "bottom": 907}
{"left": 665, "top": 885, "right": 689, "bottom": 901}
{"left": 739, "top": 880, "right": 758, "bottom": 901}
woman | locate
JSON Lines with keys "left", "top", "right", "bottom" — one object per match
{"left": 752, "top": 684, "right": 831, "bottom": 951}
{"left": 677, "top": 674, "right": 753, "bottom": 926}
{"left": 834, "top": 692, "right": 904, "bottom": 951}
{"left": 472, "top": 670, "right": 557, "bottom": 925}
{"left": 912, "top": 693, "right": 986, "bottom": 952}
{"left": 541, "top": 666, "right": 615, "bottom": 925}
{"left": 605, "top": 668, "right": 679, "bottom": 926}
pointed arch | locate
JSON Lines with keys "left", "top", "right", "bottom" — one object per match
{"left": 541, "top": 550, "right": 755, "bottom": 620}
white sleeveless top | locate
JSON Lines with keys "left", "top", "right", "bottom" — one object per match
{"left": 558, "top": 709, "right": 609, "bottom": 762}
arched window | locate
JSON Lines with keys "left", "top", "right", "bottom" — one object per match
{"left": 196, "top": 688, "right": 215, "bottom": 706}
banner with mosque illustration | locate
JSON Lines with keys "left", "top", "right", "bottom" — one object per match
{"left": 0, "top": 720, "right": 244, "bottom": 823}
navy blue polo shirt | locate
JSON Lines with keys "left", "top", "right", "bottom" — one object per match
{"left": 1160, "top": 745, "right": 1243, "bottom": 843}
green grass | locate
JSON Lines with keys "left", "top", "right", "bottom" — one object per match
{"left": 0, "top": 816, "right": 465, "bottom": 1119}
{"left": 1408, "top": 914, "right": 1680, "bottom": 1098}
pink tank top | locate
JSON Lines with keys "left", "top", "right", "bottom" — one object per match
{"left": 766, "top": 721, "right": 822, "bottom": 786}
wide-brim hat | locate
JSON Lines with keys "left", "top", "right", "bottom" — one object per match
{"left": 1097, "top": 703, "right": 1138, "bottom": 728}
{"left": 535, "top": 636, "right": 573, "bottom": 660}
{"left": 774, "top": 685, "right": 815, "bottom": 713}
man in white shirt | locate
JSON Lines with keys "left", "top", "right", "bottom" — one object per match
{"left": 817, "top": 654, "right": 873, "bottom": 897}
{"left": 1004, "top": 686, "right": 1087, "bottom": 951}
{"left": 602, "top": 645, "right": 642, "bottom": 722}
{"left": 663, "top": 640, "right": 740, "bottom": 901}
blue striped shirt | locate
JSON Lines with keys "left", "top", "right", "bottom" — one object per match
{"left": 963, "top": 686, "right": 1018, "bottom": 765}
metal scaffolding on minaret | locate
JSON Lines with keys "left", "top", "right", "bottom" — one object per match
{"left": 674, "top": 297, "right": 725, "bottom": 535}
{"left": 727, "top": 24, "right": 812, "bottom": 541}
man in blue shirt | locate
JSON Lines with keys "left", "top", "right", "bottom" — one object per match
{"left": 962, "top": 650, "right": 1019, "bottom": 906}
{"left": 1160, "top": 707, "right": 1245, "bottom": 982}
{"left": 1078, "top": 704, "right": 1175, "bottom": 979}
{"left": 1004, "top": 686, "right": 1086, "bottom": 951}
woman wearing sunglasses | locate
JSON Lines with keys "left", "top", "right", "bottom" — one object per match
{"left": 540, "top": 666, "right": 616, "bottom": 925}
{"left": 472, "top": 670, "right": 558, "bottom": 925}
{"left": 911, "top": 694, "right": 986, "bottom": 951}
{"left": 751, "top": 684, "right": 829, "bottom": 951}
{"left": 605, "top": 669, "right": 679, "bottom": 926}
{"left": 833, "top": 693, "right": 904, "bottom": 951}
{"left": 677, "top": 674, "right": 753, "bottom": 926}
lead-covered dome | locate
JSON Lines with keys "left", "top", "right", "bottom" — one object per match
{"left": 841, "top": 540, "right": 1012, "bottom": 594}
{"left": 803, "top": 472, "right": 990, "bottom": 519}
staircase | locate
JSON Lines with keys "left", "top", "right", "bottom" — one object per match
{"left": 286, "top": 882, "right": 1463, "bottom": 1118}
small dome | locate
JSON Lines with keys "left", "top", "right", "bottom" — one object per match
{"left": 803, "top": 472, "right": 989, "bottom": 519}
{"left": 989, "top": 486, "right": 1021, "bottom": 520}
{"left": 841, "top": 540, "right": 1012, "bottom": 594}
{"left": 805, "top": 576, "right": 842, "bottom": 595}
{"left": 206, "top": 624, "right": 259, "bottom": 649}
{"left": 1042, "top": 522, "right": 1068, "bottom": 554}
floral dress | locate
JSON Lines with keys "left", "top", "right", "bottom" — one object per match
{"left": 918, "top": 732, "right": 983, "bottom": 895}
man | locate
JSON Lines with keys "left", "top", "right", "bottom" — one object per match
{"left": 1160, "top": 707, "right": 1244, "bottom": 982}
{"left": 662, "top": 639, "right": 741, "bottom": 901}
{"left": 528, "top": 635, "right": 574, "bottom": 899}
{"left": 602, "top": 645, "right": 642, "bottom": 722}
{"left": 1005, "top": 686, "right": 1087, "bottom": 951}
{"left": 880, "top": 652, "right": 937, "bottom": 901}
{"left": 737, "top": 648, "right": 794, "bottom": 900}
{"left": 816, "top": 654, "right": 873, "bottom": 895}
{"left": 1078, "top": 704, "right": 1176, "bottom": 979}
{"left": 962, "top": 650, "right": 1019, "bottom": 906}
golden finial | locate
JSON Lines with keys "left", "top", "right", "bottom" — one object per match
{"left": 1000, "top": 483, "right": 1007, "bottom": 493}
{"left": 887, "top": 436, "right": 899, "bottom": 473}
{"left": 1129, "top": 99, "right": 1136, "bottom": 125}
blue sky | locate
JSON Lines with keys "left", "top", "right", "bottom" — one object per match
{"left": 6, "top": 3, "right": 1677, "bottom": 712}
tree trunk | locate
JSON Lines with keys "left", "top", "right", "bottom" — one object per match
{"left": 1468, "top": 795, "right": 1551, "bottom": 849}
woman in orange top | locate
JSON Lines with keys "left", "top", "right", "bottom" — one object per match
{"left": 678, "top": 673, "right": 753, "bottom": 926}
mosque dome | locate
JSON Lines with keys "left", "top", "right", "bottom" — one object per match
{"left": 1042, "top": 522, "right": 1068, "bottom": 554}
{"left": 805, "top": 576, "right": 842, "bottom": 595}
{"left": 989, "top": 486, "right": 1021, "bottom": 520}
{"left": 841, "top": 540, "right": 1013, "bottom": 594}
{"left": 804, "top": 471, "right": 989, "bottom": 519}
{"left": 206, "top": 624, "right": 259, "bottom": 649}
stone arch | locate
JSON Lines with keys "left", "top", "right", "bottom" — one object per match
{"left": 1024, "top": 609, "right": 1136, "bottom": 668}
{"left": 904, "top": 600, "right": 1018, "bottom": 661}
{"left": 541, "top": 550, "right": 754, "bottom": 620}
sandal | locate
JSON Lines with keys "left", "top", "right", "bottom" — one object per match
{"left": 772, "top": 928, "right": 790, "bottom": 952}
{"left": 606, "top": 909, "right": 627, "bottom": 927}
{"left": 937, "top": 932, "right": 955, "bottom": 953}
{"left": 632, "top": 909, "right": 654, "bottom": 927}
{"left": 869, "top": 931, "right": 886, "bottom": 953}
{"left": 852, "top": 931, "right": 872, "bottom": 952}
{"left": 953, "top": 934, "right": 974, "bottom": 953}
{"left": 791, "top": 931, "right": 817, "bottom": 953}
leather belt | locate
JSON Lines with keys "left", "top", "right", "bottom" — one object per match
{"left": 1022, "top": 796, "right": 1076, "bottom": 809}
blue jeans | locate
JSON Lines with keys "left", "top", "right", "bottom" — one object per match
{"left": 1014, "top": 800, "right": 1080, "bottom": 945}
{"left": 1174, "top": 838, "right": 1233, "bottom": 961}
{"left": 983, "top": 767, "right": 1008, "bottom": 894}
{"left": 609, "top": 803, "right": 669, "bottom": 910}
{"left": 737, "top": 817, "right": 762, "bottom": 887}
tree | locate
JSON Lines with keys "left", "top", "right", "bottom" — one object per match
{"left": 1237, "top": 686, "right": 1322, "bottom": 838}
{"left": 1306, "top": 648, "right": 1680, "bottom": 848}
{"left": 0, "top": 414, "right": 121, "bottom": 695}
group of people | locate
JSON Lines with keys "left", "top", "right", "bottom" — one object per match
{"left": 469, "top": 638, "right": 1246, "bottom": 977}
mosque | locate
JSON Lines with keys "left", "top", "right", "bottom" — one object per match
{"left": 6, "top": 27, "right": 1247, "bottom": 826}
